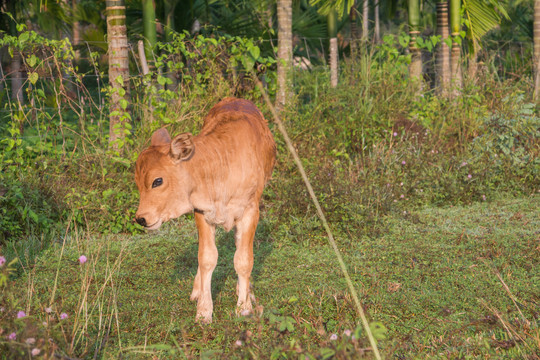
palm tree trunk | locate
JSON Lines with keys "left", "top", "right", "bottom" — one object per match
{"left": 276, "top": 0, "right": 292, "bottom": 109}
{"left": 362, "top": 0, "right": 369, "bottom": 41}
{"left": 449, "top": 0, "right": 462, "bottom": 94}
{"left": 8, "top": 6, "right": 24, "bottom": 106}
{"left": 328, "top": 9, "right": 338, "bottom": 88}
{"left": 142, "top": 0, "right": 157, "bottom": 67}
{"left": 72, "top": 0, "right": 81, "bottom": 60}
{"left": 350, "top": 1, "right": 358, "bottom": 56}
{"left": 164, "top": 0, "right": 178, "bottom": 90}
{"left": 408, "top": 0, "right": 422, "bottom": 84}
{"left": 534, "top": 0, "right": 540, "bottom": 100}
{"left": 106, "top": 0, "right": 130, "bottom": 151}
{"left": 435, "top": 0, "right": 451, "bottom": 96}
{"left": 11, "top": 50, "right": 24, "bottom": 105}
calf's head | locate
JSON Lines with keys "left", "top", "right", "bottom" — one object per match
{"left": 135, "top": 128, "right": 195, "bottom": 230}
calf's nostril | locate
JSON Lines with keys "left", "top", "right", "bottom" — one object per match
{"left": 136, "top": 217, "right": 147, "bottom": 227}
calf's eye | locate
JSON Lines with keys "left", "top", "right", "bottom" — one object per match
{"left": 152, "top": 178, "right": 163, "bottom": 188}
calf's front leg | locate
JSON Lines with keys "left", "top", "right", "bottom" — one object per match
{"left": 190, "top": 211, "right": 217, "bottom": 323}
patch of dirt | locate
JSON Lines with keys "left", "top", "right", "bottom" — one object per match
{"left": 392, "top": 114, "right": 428, "bottom": 143}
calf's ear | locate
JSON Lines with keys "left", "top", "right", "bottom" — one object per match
{"left": 151, "top": 128, "right": 172, "bottom": 146}
{"left": 170, "top": 133, "right": 194, "bottom": 161}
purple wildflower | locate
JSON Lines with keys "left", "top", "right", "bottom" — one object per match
{"left": 78, "top": 255, "right": 87, "bottom": 264}
{"left": 17, "top": 311, "right": 26, "bottom": 319}
{"left": 0, "top": 256, "right": 5, "bottom": 267}
{"left": 60, "top": 312, "right": 68, "bottom": 320}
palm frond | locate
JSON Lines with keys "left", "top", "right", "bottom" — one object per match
{"left": 309, "top": 0, "right": 355, "bottom": 19}
{"left": 462, "top": 0, "right": 507, "bottom": 43}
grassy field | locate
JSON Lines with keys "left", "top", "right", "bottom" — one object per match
{"left": 2, "top": 193, "right": 538, "bottom": 359}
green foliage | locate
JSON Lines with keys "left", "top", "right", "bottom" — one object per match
{"left": 310, "top": 0, "right": 355, "bottom": 19}
{"left": 0, "top": 174, "right": 62, "bottom": 245}
{"left": 469, "top": 94, "right": 540, "bottom": 192}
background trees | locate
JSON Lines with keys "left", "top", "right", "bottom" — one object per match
{"left": 0, "top": 0, "right": 534, "bottom": 115}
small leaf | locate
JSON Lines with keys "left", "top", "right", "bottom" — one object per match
{"left": 320, "top": 348, "right": 335, "bottom": 360}
{"left": 369, "top": 322, "right": 388, "bottom": 341}
{"left": 398, "top": 35, "right": 409, "bottom": 48}
{"left": 28, "top": 209, "right": 39, "bottom": 223}
{"left": 242, "top": 57, "right": 255, "bottom": 70}
{"left": 119, "top": 98, "right": 128, "bottom": 110}
{"left": 27, "top": 54, "right": 38, "bottom": 67}
{"left": 29, "top": 72, "right": 38, "bottom": 85}
{"left": 157, "top": 75, "right": 167, "bottom": 86}
{"left": 249, "top": 45, "right": 260, "bottom": 61}
{"left": 443, "top": 37, "right": 453, "bottom": 48}
{"left": 19, "top": 32, "right": 29, "bottom": 43}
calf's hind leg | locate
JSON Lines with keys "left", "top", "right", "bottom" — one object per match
{"left": 234, "top": 205, "right": 259, "bottom": 315}
{"left": 191, "top": 211, "right": 218, "bottom": 323}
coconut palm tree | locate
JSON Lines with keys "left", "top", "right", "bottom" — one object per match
{"left": 328, "top": 9, "right": 338, "bottom": 87}
{"left": 435, "top": 0, "right": 451, "bottom": 95}
{"left": 362, "top": 0, "right": 368, "bottom": 40}
{"left": 450, "top": 0, "right": 461, "bottom": 91}
{"left": 106, "top": 0, "right": 130, "bottom": 151}
{"left": 142, "top": 0, "right": 157, "bottom": 65}
{"left": 310, "top": 0, "right": 355, "bottom": 88}
{"left": 461, "top": 0, "right": 509, "bottom": 80}
{"left": 374, "top": 0, "right": 380, "bottom": 43}
{"left": 277, "top": 0, "right": 292, "bottom": 109}
{"left": 408, "top": 0, "right": 422, "bottom": 83}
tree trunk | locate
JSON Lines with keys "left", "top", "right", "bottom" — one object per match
{"left": 467, "top": 39, "right": 478, "bottom": 81}
{"left": 276, "top": 0, "right": 292, "bottom": 109}
{"left": 142, "top": 0, "right": 157, "bottom": 67}
{"left": 374, "top": 0, "right": 380, "bottom": 43}
{"left": 106, "top": 0, "right": 130, "bottom": 151}
{"left": 11, "top": 50, "right": 24, "bottom": 105}
{"left": 328, "top": 9, "right": 338, "bottom": 88}
{"left": 408, "top": 0, "right": 422, "bottom": 85}
{"left": 350, "top": 1, "right": 358, "bottom": 56}
{"left": 435, "top": 0, "right": 451, "bottom": 96}
{"left": 450, "top": 0, "right": 461, "bottom": 94}
{"left": 72, "top": 0, "right": 81, "bottom": 60}
{"left": 164, "top": 0, "right": 178, "bottom": 90}
{"left": 362, "top": 0, "right": 369, "bottom": 41}
{"left": 534, "top": 0, "right": 540, "bottom": 100}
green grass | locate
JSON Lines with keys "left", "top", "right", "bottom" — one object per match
{"left": 2, "top": 194, "right": 538, "bottom": 359}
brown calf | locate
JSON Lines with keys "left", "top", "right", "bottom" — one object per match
{"left": 134, "top": 98, "right": 276, "bottom": 323}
